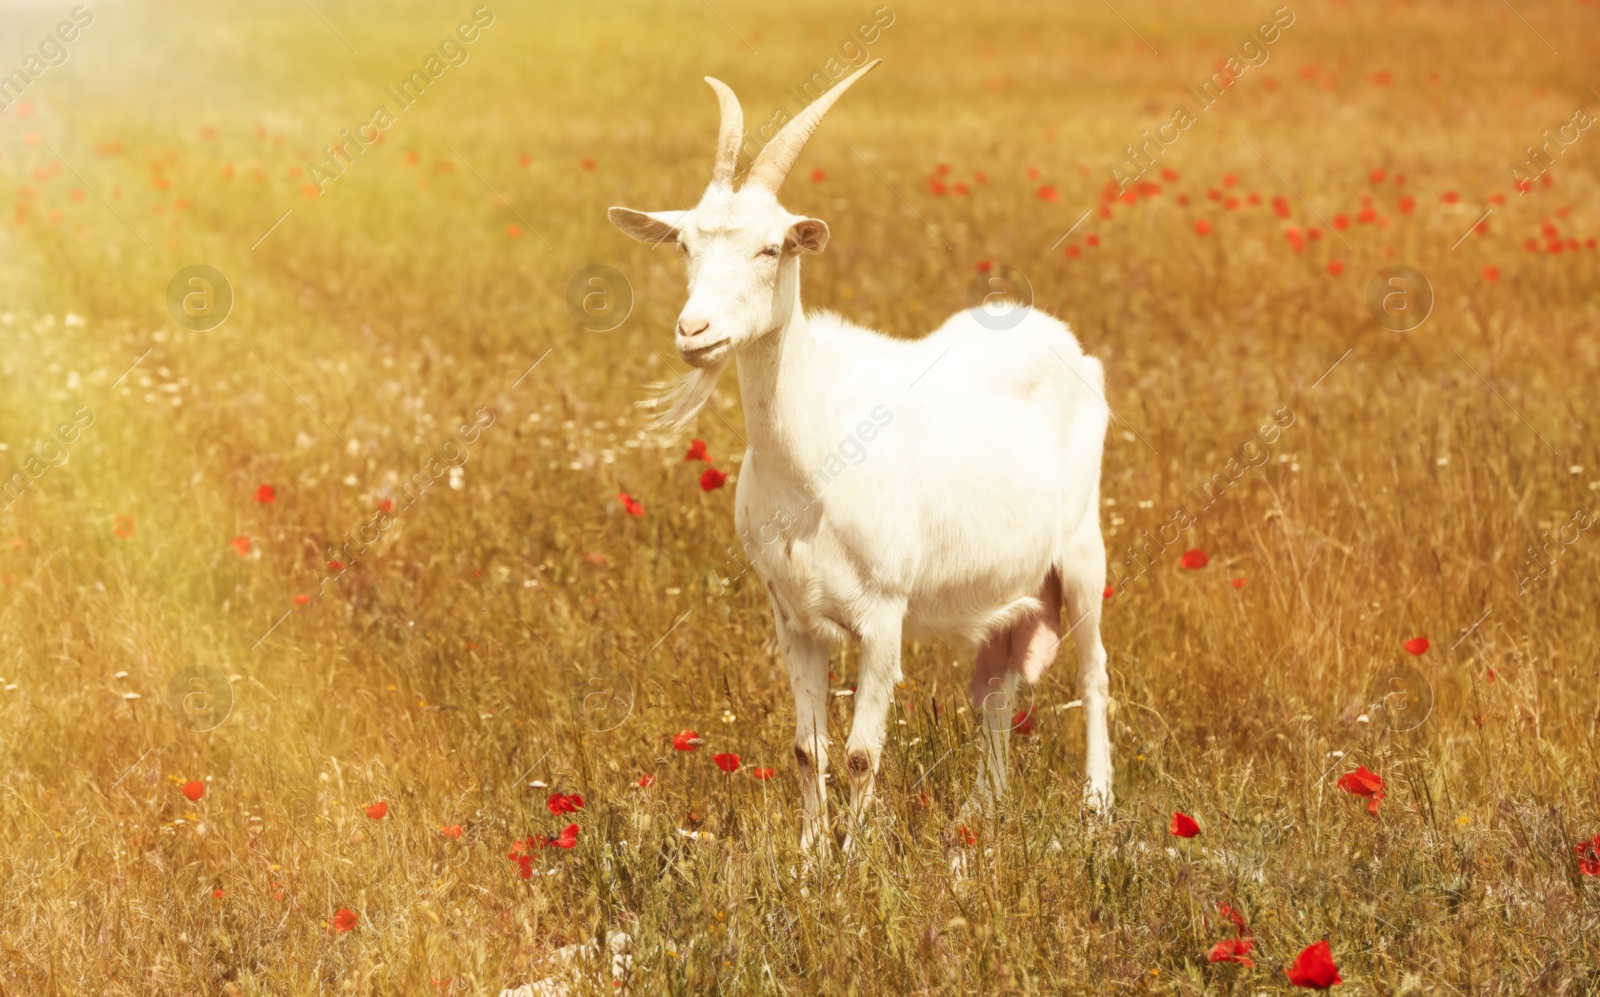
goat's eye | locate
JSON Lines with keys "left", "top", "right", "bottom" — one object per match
{"left": 758, "top": 246, "right": 780, "bottom": 258}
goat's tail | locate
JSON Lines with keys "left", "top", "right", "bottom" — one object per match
{"left": 638, "top": 360, "right": 727, "bottom": 436}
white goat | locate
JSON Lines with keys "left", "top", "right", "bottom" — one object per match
{"left": 609, "top": 61, "right": 1112, "bottom": 848}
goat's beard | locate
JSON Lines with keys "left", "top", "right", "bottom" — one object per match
{"left": 640, "top": 359, "right": 728, "bottom": 437}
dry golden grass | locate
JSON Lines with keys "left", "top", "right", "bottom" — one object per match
{"left": 1, "top": 0, "right": 1598, "bottom": 993}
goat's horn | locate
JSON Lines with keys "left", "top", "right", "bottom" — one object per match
{"left": 745, "top": 59, "right": 881, "bottom": 193}
{"left": 705, "top": 77, "right": 744, "bottom": 187}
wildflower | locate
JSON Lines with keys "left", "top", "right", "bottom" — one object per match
{"left": 1011, "top": 707, "right": 1036, "bottom": 734}
{"left": 1337, "top": 765, "right": 1384, "bottom": 816}
{"left": 1327, "top": 261, "right": 1344, "bottom": 276}
{"left": 684, "top": 438, "right": 709, "bottom": 462}
{"left": 1403, "top": 636, "right": 1429, "bottom": 655}
{"left": 1574, "top": 834, "right": 1600, "bottom": 876}
{"left": 1179, "top": 548, "right": 1209, "bottom": 570}
{"left": 957, "top": 825, "right": 978, "bottom": 845}
{"left": 673, "top": 730, "right": 701, "bottom": 751}
{"left": 230, "top": 535, "right": 252, "bottom": 556}
{"left": 440, "top": 824, "right": 463, "bottom": 840}
{"left": 1170, "top": 812, "right": 1201, "bottom": 837}
{"left": 1208, "top": 938, "right": 1255, "bottom": 966}
{"left": 1231, "top": 577, "right": 1247, "bottom": 589}
{"left": 332, "top": 908, "right": 359, "bottom": 932}
{"left": 1102, "top": 585, "right": 1114, "bottom": 599}
{"left": 810, "top": 168, "right": 825, "bottom": 182}
{"left": 547, "top": 823, "right": 580, "bottom": 849}
{"left": 547, "top": 793, "right": 584, "bottom": 815}
{"left": 700, "top": 467, "right": 727, "bottom": 491}
{"left": 618, "top": 493, "right": 644, "bottom": 517}
{"left": 752, "top": 767, "right": 775, "bottom": 780}
{"left": 114, "top": 516, "right": 136, "bottom": 539}
{"left": 1286, "top": 940, "right": 1342, "bottom": 988}
{"left": 636, "top": 773, "right": 656, "bottom": 788}
{"left": 713, "top": 752, "right": 740, "bottom": 773}
{"left": 1194, "top": 219, "right": 1212, "bottom": 236}
{"left": 1482, "top": 266, "right": 1500, "bottom": 283}
{"left": 180, "top": 780, "right": 205, "bottom": 802}
{"left": 254, "top": 484, "right": 276, "bottom": 504}
{"left": 365, "top": 801, "right": 389, "bottom": 820}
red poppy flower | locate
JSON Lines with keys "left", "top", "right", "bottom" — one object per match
{"left": 547, "top": 793, "right": 584, "bottom": 815}
{"left": 700, "top": 467, "right": 728, "bottom": 491}
{"left": 1574, "top": 834, "right": 1600, "bottom": 876}
{"left": 378, "top": 497, "right": 395, "bottom": 513}
{"left": 1179, "top": 548, "right": 1209, "bottom": 570}
{"left": 957, "top": 825, "right": 978, "bottom": 845}
{"left": 1271, "top": 195, "right": 1291, "bottom": 218}
{"left": 1011, "top": 707, "right": 1036, "bottom": 735}
{"left": 1286, "top": 940, "right": 1342, "bottom": 988}
{"left": 1327, "top": 261, "right": 1344, "bottom": 276}
{"left": 505, "top": 224, "right": 522, "bottom": 238}
{"left": 231, "top": 535, "right": 252, "bottom": 556}
{"left": 810, "top": 167, "right": 825, "bottom": 182}
{"left": 1036, "top": 184, "right": 1059, "bottom": 203}
{"left": 580, "top": 158, "right": 597, "bottom": 171}
{"left": 975, "top": 260, "right": 993, "bottom": 273}
{"left": 507, "top": 841, "right": 536, "bottom": 877}
{"left": 254, "top": 484, "right": 276, "bottom": 504}
{"left": 114, "top": 516, "right": 135, "bottom": 539}
{"left": 1194, "top": 219, "right": 1212, "bottom": 236}
{"left": 1482, "top": 266, "right": 1500, "bottom": 283}
{"left": 713, "top": 752, "right": 741, "bottom": 773}
{"left": 1208, "top": 937, "right": 1255, "bottom": 966}
{"left": 213, "top": 889, "right": 224, "bottom": 899}
{"left": 951, "top": 182, "right": 968, "bottom": 196}
{"left": 1231, "top": 577, "right": 1247, "bottom": 589}
{"left": 1221, "top": 173, "right": 1237, "bottom": 187}
{"left": 293, "top": 593, "right": 311, "bottom": 605}
{"left": 636, "top": 773, "right": 656, "bottom": 788}
{"left": 1161, "top": 166, "right": 1179, "bottom": 182}
{"left": 973, "top": 170, "right": 987, "bottom": 184}
{"left": 1102, "top": 585, "right": 1114, "bottom": 599}
{"left": 1441, "top": 191, "right": 1459, "bottom": 204}
{"left": 752, "top": 767, "right": 775, "bottom": 780}
{"left": 1403, "top": 636, "right": 1429, "bottom": 655}
{"left": 518, "top": 153, "right": 533, "bottom": 166}
{"left": 1332, "top": 214, "right": 1350, "bottom": 231}
{"left": 365, "top": 801, "right": 388, "bottom": 820}
{"left": 440, "top": 824, "right": 463, "bottom": 840}
{"left": 1086, "top": 234, "right": 1101, "bottom": 248}
{"left": 1026, "top": 166, "right": 1040, "bottom": 180}
{"left": 1217, "top": 902, "right": 1250, "bottom": 934}
{"left": 327, "top": 559, "right": 344, "bottom": 572}
{"left": 673, "top": 730, "right": 701, "bottom": 751}
{"left": 1369, "top": 70, "right": 1393, "bottom": 86}
{"left": 618, "top": 492, "right": 644, "bottom": 517}
{"left": 547, "top": 823, "right": 580, "bottom": 849}
{"left": 1170, "top": 812, "right": 1201, "bottom": 837}
{"left": 926, "top": 177, "right": 947, "bottom": 196}
{"left": 332, "top": 908, "right": 359, "bottom": 932}
{"left": 180, "top": 780, "right": 205, "bottom": 802}
{"left": 684, "top": 438, "right": 709, "bottom": 462}
{"left": 1337, "top": 765, "right": 1385, "bottom": 816}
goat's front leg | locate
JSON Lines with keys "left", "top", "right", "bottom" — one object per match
{"left": 780, "top": 622, "right": 833, "bottom": 852}
{"left": 844, "top": 603, "right": 904, "bottom": 827}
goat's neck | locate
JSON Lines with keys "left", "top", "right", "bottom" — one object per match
{"left": 734, "top": 262, "right": 831, "bottom": 482}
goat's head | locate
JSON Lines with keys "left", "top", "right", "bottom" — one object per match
{"left": 609, "top": 62, "right": 879, "bottom": 368}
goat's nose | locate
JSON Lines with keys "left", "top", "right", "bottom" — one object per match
{"left": 677, "top": 316, "right": 711, "bottom": 339}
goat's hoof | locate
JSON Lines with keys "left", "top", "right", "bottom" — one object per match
{"left": 1082, "top": 782, "right": 1115, "bottom": 815}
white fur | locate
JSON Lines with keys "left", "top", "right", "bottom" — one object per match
{"left": 610, "top": 70, "right": 1113, "bottom": 849}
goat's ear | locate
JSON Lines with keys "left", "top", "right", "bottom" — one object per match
{"left": 608, "top": 207, "right": 685, "bottom": 245}
{"left": 786, "top": 218, "right": 830, "bottom": 254}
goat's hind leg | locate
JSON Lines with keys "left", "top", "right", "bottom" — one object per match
{"left": 1060, "top": 531, "right": 1113, "bottom": 812}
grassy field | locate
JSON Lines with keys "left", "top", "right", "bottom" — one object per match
{"left": 1, "top": 0, "right": 1599, "bottom": 992}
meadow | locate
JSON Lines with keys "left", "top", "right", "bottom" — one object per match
{"left": 1, "top": 0, "right": 1598, "bottom": 993}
